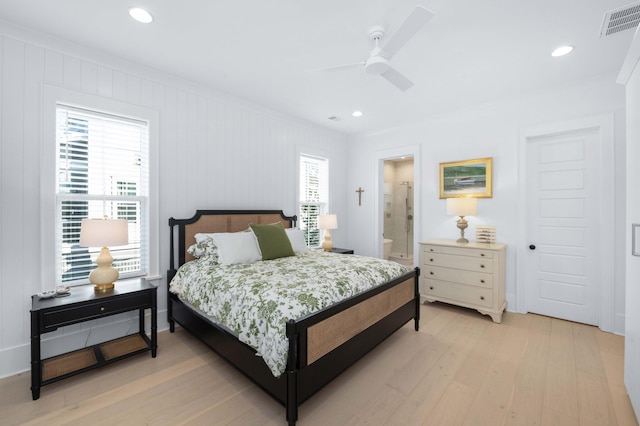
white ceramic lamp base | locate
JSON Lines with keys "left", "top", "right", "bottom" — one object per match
{"left": 89, "top": 246, "right": 119, "bottom": 292}
{"left": 321, "top": 229, "right": 334, "bottom": 252}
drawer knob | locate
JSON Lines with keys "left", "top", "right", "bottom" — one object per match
{"left": 430, "top": 271, "right": 434, "bottom": 275}
{"left": 480, "top": 265, "right": 485, "bottom": 268}
{"left": 480, "top": 253, "right": 485, "bottom": 257}
{"left": 480, "top": 279, "right": 485, "bottom": 283}
{"left": 429, "top": 286, "right": 434, "bottom": 290}
{"left": 430, "top": 248, "right": 434, "bottom": 252}
{"left": 429, "top": 258, "right": 434, "bottom": 262}
{"left": 480, "top": 296, "right": 485, "bottom": 300}
{"left": 100, "top": 306, "right": 105, "bottom": 312}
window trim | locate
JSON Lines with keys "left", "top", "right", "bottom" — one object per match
{"left": 42, "top": 85, "right": 160, "bottom": 286}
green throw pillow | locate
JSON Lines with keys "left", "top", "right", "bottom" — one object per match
{"left": 250, "top": 222, "right": 295, "bottom": 261}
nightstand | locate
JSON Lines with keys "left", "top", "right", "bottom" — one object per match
{"left": 30, "top": 278, "right": 157, "bottom": 400}
{"left": 331, "top": 247, "right": 354, "bottom": 254}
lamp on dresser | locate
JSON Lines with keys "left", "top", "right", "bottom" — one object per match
{"left": 79, "top": 216, "right": 129, "bottom": 292}
{"left": 446, "top": 197, "right": 477, "bottom": 243}
{"left": 318, "top": 214, "right": 338, "bottom": 252}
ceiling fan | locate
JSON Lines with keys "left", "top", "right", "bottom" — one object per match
{"left": 318, "top": 5, "right": 435, "bottom": 91}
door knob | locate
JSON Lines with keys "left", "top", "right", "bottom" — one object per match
{"left": 529, "top": 244, "right": 536, "bottom": 250}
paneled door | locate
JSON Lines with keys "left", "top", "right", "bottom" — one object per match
{"left": 525, "top": 127, "right": 601, "bottom": 325}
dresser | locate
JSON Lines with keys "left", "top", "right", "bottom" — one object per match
{"left": 419, "top": 240, "right": 506, "bottom": 323}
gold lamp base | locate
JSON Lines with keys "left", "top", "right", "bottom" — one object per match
{"left": 456, "top": 216, "right": 469, "bottom": 243}
{"left": 93, "top": 282, "right": 115, "bottom": 293}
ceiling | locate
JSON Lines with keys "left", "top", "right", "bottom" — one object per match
{"left": 0, "top": 0, "right": 636, "bottom": 135}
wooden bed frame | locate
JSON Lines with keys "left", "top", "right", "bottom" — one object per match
{"left": 167, "top": 209, "right": 420, "bottom": 425}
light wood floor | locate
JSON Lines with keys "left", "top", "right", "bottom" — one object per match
{"left": 2, "top": 303, "right": 638, "bottom": 426}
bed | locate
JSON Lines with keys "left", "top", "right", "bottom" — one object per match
{"left": 167, "top": 209, "right": 420, "bottom": 425}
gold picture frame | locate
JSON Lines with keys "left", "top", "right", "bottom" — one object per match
{"left": 439, "top": 157, "right": 493, "bottom": 198}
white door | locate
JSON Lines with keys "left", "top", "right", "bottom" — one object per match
{"left": 525, "top": 128, "right": 600, "bottom": 325}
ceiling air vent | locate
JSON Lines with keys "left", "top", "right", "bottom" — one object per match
{"left": 327, "top": 116, "right": 341, "bottom": 121}
{"left": 600, "top": 2, "right": 640, "bottom": 38}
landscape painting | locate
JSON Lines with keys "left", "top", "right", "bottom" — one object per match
{"left": 440, "top": 157, "right": 493, "bottom": 198}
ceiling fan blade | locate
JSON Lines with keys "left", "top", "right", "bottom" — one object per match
{"left": 380, "top": 66, "right": 414, "bottom": 91}
{"left": 379, "top": 5, "right": 434, "bottom": 59}
{"left": 308, "top": 62, "right": 364, "bottom": 73}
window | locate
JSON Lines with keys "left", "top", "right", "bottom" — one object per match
{"left": 299, "top": 154, "right": 328, "bottom": 247}
{"left": 55, "top": 105, "right": 149, "bottom": 284}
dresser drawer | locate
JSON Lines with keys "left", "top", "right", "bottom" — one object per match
{"left": 422, "top": 278, "right": 494, "bottom": 308}
{"left": 41, "top": 292, "right": 151, "bottom": 331}
{"left": 422, "top": 244, "right": 494, "bottom": 259}
{"left": 422, "top": 265, "right": 493, "bottom": 288}
{"left": 421, "top": 252, "right": 495, "bottom": 274}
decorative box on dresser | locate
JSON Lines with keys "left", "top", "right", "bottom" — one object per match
{"left": 419, "top": 240, "right": 506, "bottom": 323}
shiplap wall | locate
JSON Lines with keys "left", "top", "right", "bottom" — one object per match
{"left": 0, "top": 27, "right": 348, "bottom": 377}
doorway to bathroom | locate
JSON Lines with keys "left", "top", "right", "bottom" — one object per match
{"left": 383, "top": 158, "right": 414, "bottom": 267}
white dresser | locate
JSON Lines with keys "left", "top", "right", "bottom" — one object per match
{"left": 419, "top": 240, "right": 506, "bottom": 323}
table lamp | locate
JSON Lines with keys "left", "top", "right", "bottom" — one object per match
{"left": 446, "top": 198, "right": 477, "bottom": 243}
{"left": 318, "top": 214, "right": 338, "bottom": 252}
{"left": 79, "top": 217, "right": 129, "bottom": 292}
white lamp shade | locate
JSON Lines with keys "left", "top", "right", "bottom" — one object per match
{"left": 318, "top": 214, "right": 338, "bottom": 230}
{"left": 446, "top": 198, "right": 478, "bottom": 217}
{"left": 79, "top": 218, "right": 129, "bottom": 247}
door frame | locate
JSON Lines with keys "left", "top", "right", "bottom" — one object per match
{"left": 517, "top": 114, "right": 615, "bottom": 332}
{"left": 375, "top": 144, "right": 421, "bottom": 263}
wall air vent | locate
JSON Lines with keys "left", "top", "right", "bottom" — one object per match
{"left": 600, "top": 2, "right": 640, "bottom": 38}
{"left": 327, "top": 116, "right": 341, "bottom": 121}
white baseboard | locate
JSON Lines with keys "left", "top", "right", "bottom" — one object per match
{"left": 0, "top": 308, "right": 168, "bottom": 380}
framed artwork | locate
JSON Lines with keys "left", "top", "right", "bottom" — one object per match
{"left": 439, "top": 157, "right": 493, "bottom": 198}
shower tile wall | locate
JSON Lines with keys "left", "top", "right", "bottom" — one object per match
{"left": 383, "top": 159, "right": 414, "bottom": 258}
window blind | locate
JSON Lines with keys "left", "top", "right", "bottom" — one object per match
{"left": 299, "top": 154, "right": 328, "bottom": 247}
{"left": 55, "top": 105, "right": 149, "bottom": 284}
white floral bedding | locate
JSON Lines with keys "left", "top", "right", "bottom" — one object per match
{"left": 169, "top": 250, "right": 410, "bottom": 377}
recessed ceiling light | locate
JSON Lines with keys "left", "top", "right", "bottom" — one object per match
{"left": 551, "top": 45, "right": 574, "bottom": 57}
{"left": 352, "top": 110, "right": 363, "bottom": 117}
{"left": 129, "top": 8, "right": 153, "bottom": 24}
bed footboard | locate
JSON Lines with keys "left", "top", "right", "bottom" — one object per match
{"left": 284, "top": 268, "right": 420, "bottom": 424}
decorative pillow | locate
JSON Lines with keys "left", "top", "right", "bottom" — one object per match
{"left": 187, "top": 238, "right": 218, "bottom": 260}
{"left": 285, "top": 228, "right": 309, "bottom": 254}
{"left": 210, "top": 232, "right": 262, "bottom": 265}
{"left": 250, "top": 222, "right": 296, "bottom": 260}
{"left": 194, "top": 233, "right": 216, "bottom": 243}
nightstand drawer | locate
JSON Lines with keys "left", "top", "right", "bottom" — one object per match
{"left": 42, "top": 292, "right": 151, "bottom": 331}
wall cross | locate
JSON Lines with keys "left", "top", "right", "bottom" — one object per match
{"left": 356, "top": 187, "right": 365, "bottom": 206}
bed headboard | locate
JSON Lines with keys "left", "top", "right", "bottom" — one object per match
{"left": 168, "top": 209, "right": 297, "bottom": 269}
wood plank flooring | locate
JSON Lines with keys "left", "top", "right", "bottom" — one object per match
{"left": 1, "top": 303, "right": 638, "bottom": 425}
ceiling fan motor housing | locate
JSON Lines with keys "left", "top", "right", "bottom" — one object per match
{"left": 365, "top": 56, "right": 390, "bottom": 74}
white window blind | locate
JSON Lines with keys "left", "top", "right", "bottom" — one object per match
{"left": 299, "top": 154, "right": 328, "bottom": 247}
{"left": 55, "top": 105, "right": 149, "bottom": 285}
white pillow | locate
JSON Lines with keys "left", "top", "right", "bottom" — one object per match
{"left": 210, "top": 232, "right": 262, "bottom": 265}
{"left": 285, "top": 228, "right": 309, "bottom": 254}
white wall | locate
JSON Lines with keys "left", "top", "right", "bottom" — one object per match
{"left": 0, "top": 24, "right": 348, "bottom": 378}
{"left": 346, "top": 76, "right": 627, "bottom": 333}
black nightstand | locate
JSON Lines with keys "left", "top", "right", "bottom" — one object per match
{"left": 30, "top": 278, "right": 157, "bottom": 400}
{"left": 331, "top": 247, "right": 354, "bottom": 254}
